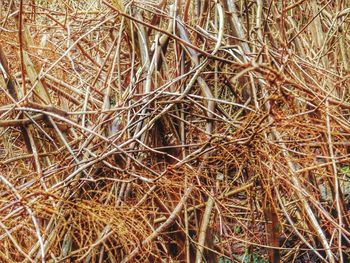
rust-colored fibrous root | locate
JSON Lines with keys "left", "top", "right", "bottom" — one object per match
{"left": 0, "top": 0, "right": 349, "bottom": 262}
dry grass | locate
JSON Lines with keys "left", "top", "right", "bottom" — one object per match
{"left": 0, "top": 0, "right": 350, "bottom": 262}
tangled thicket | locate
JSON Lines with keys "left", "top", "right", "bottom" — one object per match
{"left": 0, "top": 0, "right": 350, "bottom": 262}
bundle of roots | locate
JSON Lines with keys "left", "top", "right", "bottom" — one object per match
{"left": 0, "top": 0, "right": 350, "bottom": 262}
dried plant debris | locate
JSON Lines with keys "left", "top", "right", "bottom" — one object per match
{"left": 0, "top": 0, "right": 350, "bottom": 262}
